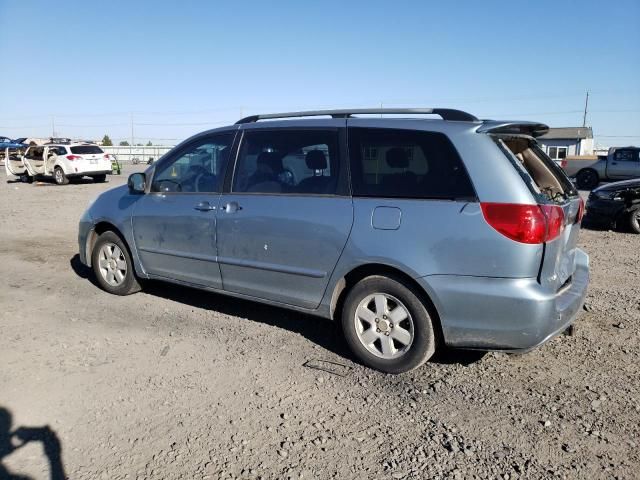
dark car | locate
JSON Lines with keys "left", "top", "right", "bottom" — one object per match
{"left": 0, "top": 136, "right": 27, "bottom": 149}
{"left": 585, "top": 178, "right": 640, "bottom": 233}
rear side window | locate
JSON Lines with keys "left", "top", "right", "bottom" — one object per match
{"left": 233, "top": 129, "right": 340, "bottom": 195}
{"left": 70, "top": 145, "right": 104, "bottom": 154}
{"left": 348, "top": 128, "right": 475, "bottom": 199}
{"left": 51, "top": 146, "right": 67, "bottom": 155}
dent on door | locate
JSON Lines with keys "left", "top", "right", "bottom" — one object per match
{"left": 216, "top": 195, "right": 353, "bottom": 308}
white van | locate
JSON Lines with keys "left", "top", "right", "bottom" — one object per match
{"left": 5, "top": 143, "right": 112, "bottom": 185}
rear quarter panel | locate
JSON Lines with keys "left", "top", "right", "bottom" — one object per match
{"left": 330, "top": 198, "right": 543, "bottom": 282}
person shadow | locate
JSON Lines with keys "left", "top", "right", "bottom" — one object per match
{"left": 0, "top": 407, "right": 66, "bottom": 480}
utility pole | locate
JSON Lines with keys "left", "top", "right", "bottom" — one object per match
{"left": 582, "top": 91, "right": 589, "bottom": 127}
{"left": 51, "top": 115, "right": 56, "bottom": 137}
{"left": 130, "top": 113, "right": 134, "bottom": 162}
{"left": 130, "top": 113, "right": 134, "bottom": 146}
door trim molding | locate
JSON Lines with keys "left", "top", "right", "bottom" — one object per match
{"left": 138, "top": 246, "right": 218, "bottom": 263}
{"left": 218, "top": 256, "right": 326, "bottom": 278}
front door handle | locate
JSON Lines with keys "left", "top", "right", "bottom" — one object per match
{"left": 223, "top": 201, "right": 242, "bottom": 213}
{"left": 194, "top": 201, "right": 216, "bottom": 212}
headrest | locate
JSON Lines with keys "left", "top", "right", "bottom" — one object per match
{"left": 386, "top": 147, "right": 409, "bottom": 168}
{"left": 256, "top": 151, "right": 275, "bottom": 166}
{"left": 305, "top": 150, "right": 327, "bottom": 170}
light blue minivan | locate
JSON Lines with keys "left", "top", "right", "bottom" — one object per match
{"left": 78, "top": 108, "right": 589, "bottom": 373}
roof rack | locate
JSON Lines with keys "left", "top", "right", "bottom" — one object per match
{"left": 235, "top": 108, "right": 479, "bottom": 124}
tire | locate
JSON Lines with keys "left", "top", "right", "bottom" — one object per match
{"left": 341, "top": 275, "right": 436, "bottom": 374}
{"left": 91, "top": 231, "right": 141, "bottom": 295}
{"left": 53, "top": 166, "right": 68, "bottom": 185}
{"left": 92, "top": 174, "right": 107, "bottom": 183}
{"left": 627, "top": 207, "right": 640, "bottom": 234}
{"left": 576, "top": 169, "right": 599, "bottom": 190}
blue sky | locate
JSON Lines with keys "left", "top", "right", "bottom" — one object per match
{"left": 0, "top": 0, "right": 638, "bottom": 147}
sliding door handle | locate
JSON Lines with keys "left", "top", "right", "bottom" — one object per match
{"left": 223, "top": 201, "right": 242, "bottom": 213}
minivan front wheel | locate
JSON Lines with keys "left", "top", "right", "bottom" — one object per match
{"left": 342, "top": 276, "right": 436, "bottom": 373}
{"left": 91, "top": 231, "right": 141, "bottom": 295}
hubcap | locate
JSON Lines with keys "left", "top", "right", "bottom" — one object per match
{"left": 98, "top": 243, "right": 127, "bottom": 287}
{"left": 354, "top": 293, "right": 414, "bottom": 359}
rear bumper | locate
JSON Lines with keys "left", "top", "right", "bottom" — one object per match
{"left": 68, "top": 169, "right": 111, "bottom": 177}
{"left": 418, "top": 248, "right": 589, "bottom": 351}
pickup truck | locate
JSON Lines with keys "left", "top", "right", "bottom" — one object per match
{"left": 562, "top": 146, "right": 640, "bottom": 190}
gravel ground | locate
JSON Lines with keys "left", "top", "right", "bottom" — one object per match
{"left": 0, "top": 167, "right": 638, "bottom": 480}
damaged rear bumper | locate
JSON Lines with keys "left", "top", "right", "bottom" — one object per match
{"left": 417, "top": 249, "right": 589, "bottom": 351}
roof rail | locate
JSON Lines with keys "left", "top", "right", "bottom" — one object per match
{"left": 235, "top": 108, "right": 479, "bottom": 124}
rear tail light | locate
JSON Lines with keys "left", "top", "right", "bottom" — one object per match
{"left": 104, "top": 154, "right": 110, "bottom": 159}
{"left": 481, "top": 202, "right": 565, "bottom": 244}
{"left": 66, "top": 155, "right": 81, "bottom": 161}
{"left": 575, "top": 197, "right": 585, "bottom": 224}
{"left": 540, "top": 204, "right": 564, "bottom": 240}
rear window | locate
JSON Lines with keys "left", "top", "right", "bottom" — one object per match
{"left": 497, "top": 137, "right": 576, "bottom": 201}
{"left": 348, "top": 128, "right": 475, "bottom": 199}
{"left": 70, "top": 145, "right": 104, "bottom": 155}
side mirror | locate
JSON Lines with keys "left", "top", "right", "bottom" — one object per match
{"left": 128, "top": 172, "right": 146, "bottom": 193}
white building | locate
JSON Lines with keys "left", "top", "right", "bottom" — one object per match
{"left": 537, "top": 127, "right": 594, "bottom": 161}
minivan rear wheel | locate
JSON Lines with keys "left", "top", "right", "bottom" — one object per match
{"left": 91, "top": 231, "right": 141, "bottom": 295}
{"left": 341, "top": 275, "right": 436, "bottom": 373}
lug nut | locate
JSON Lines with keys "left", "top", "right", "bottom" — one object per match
{"left": 375, "top": 318, "right": 379, "bottom": 323}
{"left": 383, "top": 315, "right": 387, "bottom": 320}
{"left": 389, "top": 323, "right": 394, "bottom": 328}
{"left": 384, "top": 332, "right": 390, "bottom": 336}
{"left": 376, "top": 328, "right": 380, "bottom": 333}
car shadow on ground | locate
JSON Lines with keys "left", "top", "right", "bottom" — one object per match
{"left": 0, "top": 406, "right": 66, "bottom": 480}
{"left": 69, "top": 254, "right": 485, "bottom": 369}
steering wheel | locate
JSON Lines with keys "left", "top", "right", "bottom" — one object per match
{"left": 194, "top": 172, "right": 216, "bottom": 192}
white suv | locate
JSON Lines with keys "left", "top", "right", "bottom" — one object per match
{"left": 5, "top": 143, "right": 112, "bottom": 185}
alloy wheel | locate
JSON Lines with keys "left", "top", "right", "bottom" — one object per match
{"left": 98, "top": 243, "right": 127, "bottom": 286}
{"left": 353, "top": 293, "right": 414, "bottom": 359}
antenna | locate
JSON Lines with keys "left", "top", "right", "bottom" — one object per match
{"left": 582, "top": 91, "right": 589, "bottom": 127}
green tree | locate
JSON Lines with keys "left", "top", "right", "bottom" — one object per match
{"left": 146, "top": 141, "right": 153, "bottom": 146}
{"left": 101, "top": 134, "right": 113, "bottom": 146}
{"left": 119, "top": 141, "right": 130, "bottom": 146}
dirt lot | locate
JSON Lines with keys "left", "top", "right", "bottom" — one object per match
{"left": 0, "top": 166, "right": 638, "bottom": 480}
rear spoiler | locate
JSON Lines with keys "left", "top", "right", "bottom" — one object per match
{"left": 477, "top": 121, "right": 549, "bottom": 138}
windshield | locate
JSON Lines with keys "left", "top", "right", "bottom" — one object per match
{"left": 70, "top": 145, "right": 104, "bottom": 155}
